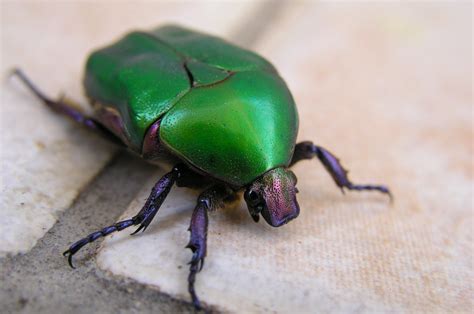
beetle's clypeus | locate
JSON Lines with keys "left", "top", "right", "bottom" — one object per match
{"left": 12, "top": 25, "right": 391, "bottom": 310}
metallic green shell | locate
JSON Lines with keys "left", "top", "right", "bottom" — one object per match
{"left": 150, "top": 25, "right": 276, "bottom": 72}
{"left": 160, "top": 71, "right": 298, "bottom": 186}
{"left": 84, "top": 31, "right": 190, "bottom": 149}
{"left": 84, "top": 25, "right": 298, "bottom": 186}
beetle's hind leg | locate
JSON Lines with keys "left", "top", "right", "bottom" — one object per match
{"left": 63, "top": 164, "right": 188, "bottom": 268}
{"left": 186, "top": 185, "right": 233, "bottom": 310}
{"left": 10, "top": 68, "right": 122, "bottom": 144}
{"left": 291, "top": 141, "right": 392, "bottom": 199}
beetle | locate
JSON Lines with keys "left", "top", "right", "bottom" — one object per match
{"left": 13, "top": 25, "right": 391, "bottom": 310}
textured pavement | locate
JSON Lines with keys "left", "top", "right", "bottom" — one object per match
{"left": 0, "top": 153, "right": 195, "bottom": 313}
{"left": 1, "top": 1, "right": 472, "bottom": 313}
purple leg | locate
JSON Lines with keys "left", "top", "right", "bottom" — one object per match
{"left": 11, "top": 68, "right": 122, "bottom": 144}
{"left": 63, "top": 164, "right": 187, "bottom": 268}
{"left": 186, "top": 185, "right": 232, "bottom": 310}
{"left": 291, "top": 141, "right": 392, "bottom": 199}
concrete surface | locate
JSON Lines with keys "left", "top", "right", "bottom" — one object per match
{"left": 1, "top": 1, "right": 472, "bottom": 313}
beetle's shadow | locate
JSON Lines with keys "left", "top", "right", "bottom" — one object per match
{"left": 93, "top": 185, "right": 392, "bottom": 261}
{"left": 129, "top": 197, "right": 252, "bottom": 236}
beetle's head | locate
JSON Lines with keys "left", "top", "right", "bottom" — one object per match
{"left": 244, "top": 167, "right": 300, "bottom": 227}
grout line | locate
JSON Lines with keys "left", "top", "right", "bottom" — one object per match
{"left": 0, "top": 152, "right": 190, "bottom": 313}
{"left": 229, "top": 0, "right": 288, "bottom": 48}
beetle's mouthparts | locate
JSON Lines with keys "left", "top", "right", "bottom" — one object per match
{"left": 260, "top": 197, "right": 300, "bottom": 227}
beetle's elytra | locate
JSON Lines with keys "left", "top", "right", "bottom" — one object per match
{"left": 13, "top": 25, "right": 391, "bottom": 310}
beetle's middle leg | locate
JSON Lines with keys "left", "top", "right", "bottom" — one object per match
{"left": 63, "top": 164, "right": 191, "bottom": 268}
{"left": 290, "top": 141, "right": 392, "bottom": 199}
{"left": 186, "top": 184, "right": 233, "bottom": 310}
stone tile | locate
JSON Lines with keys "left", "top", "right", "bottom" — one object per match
{"left": 98, "top": 2, "right": 472, "bottom": 313}
{"left": 0, "top": 2, "right": 261, "bottom": 256}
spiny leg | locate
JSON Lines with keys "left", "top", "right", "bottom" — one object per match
{"left": 291, "top": 141, "right": 392, "bottom": 199}
{"left": 10, "top": 68, "right": 122, "bottom": 144}
{"left": 186, "top": 185, "right": 233, "bottom": 310}
{"left": 63, "top": 164, "right": 188, "bottom": 268}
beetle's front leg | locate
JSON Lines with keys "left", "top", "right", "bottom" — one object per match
{"left": 186, "top": 185, "right": 233, "bottom": 310}
{"left": 63, "top": 164, "right": 189, "bottom": 268}
{"left": 291, "top": 141, "right": 392, "bottom": 199}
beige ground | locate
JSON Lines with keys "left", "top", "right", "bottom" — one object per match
{"left": 2, "top": 1, "right": 472, "bottom": 313}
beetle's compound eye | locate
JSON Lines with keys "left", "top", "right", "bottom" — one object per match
{"left": 248, "top": 190, "right": 258, "bottom": 201}
{"left": 244, "top": 189, "right": 262, "bottom": 207}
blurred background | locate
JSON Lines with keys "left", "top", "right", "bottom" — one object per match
{"left": 1, "top": 1, "right": 472, "bottom": 313}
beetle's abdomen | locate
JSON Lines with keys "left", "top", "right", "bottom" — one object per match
{"left": 84, "top": 32, "right": 190, "bottom": 149}
{"left": 84, "top": 26, "right": 277, "bottom": 151}
{"left": 160, "top": 71, "right": 298, "bottom": 187}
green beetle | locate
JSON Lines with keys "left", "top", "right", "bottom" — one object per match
{"left": 13, "top": 25, "right": 390, "bottom": 310}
